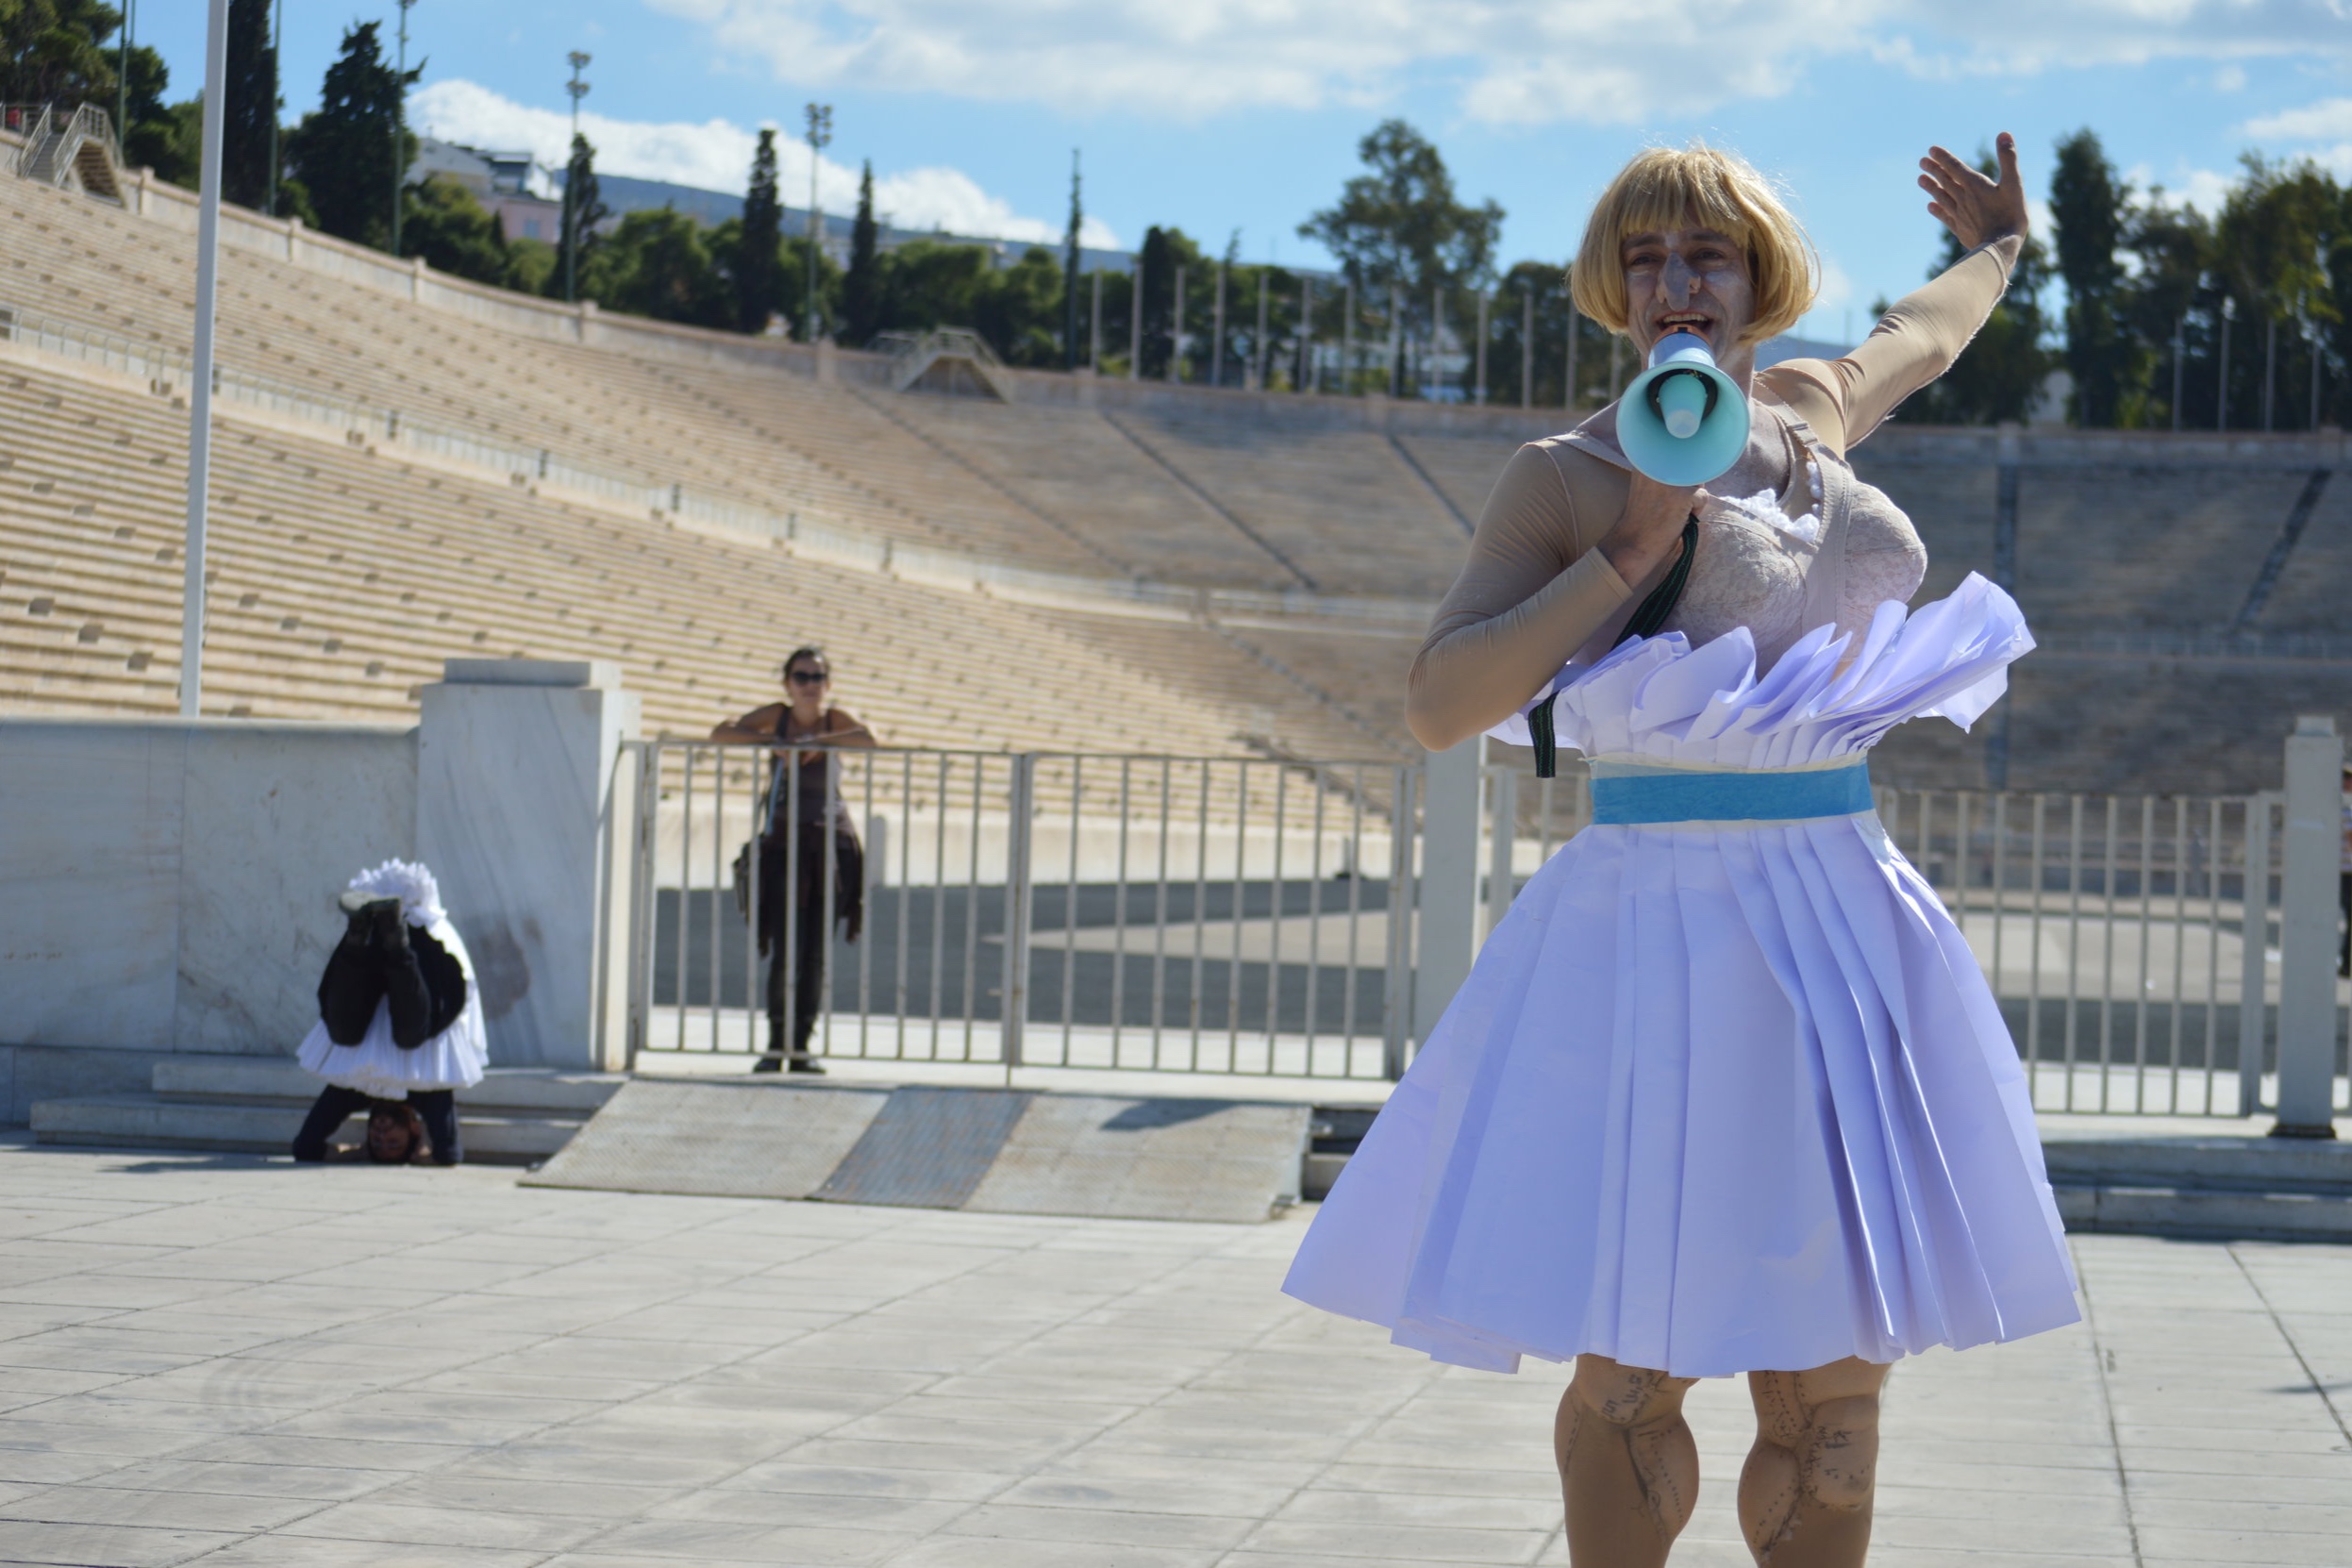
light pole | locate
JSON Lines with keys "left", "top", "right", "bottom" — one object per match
{"left": 264, "top": 0, "right": 280, "bottom": 216}
{"left": 803, "top": 103, "right": 832, "bottom": 342}
{"left": 563, "top": 52, "right": 590, "bottom": 305}
{"left": 390, "top": 0, "right": 414, "bottom": 255}
{"left": 114, "top": 0, "right": 132, "bottom": 156}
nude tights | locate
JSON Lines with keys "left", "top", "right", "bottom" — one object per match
{"left": 1555, "top": 1354, "right": 1886, "bottom": 1568}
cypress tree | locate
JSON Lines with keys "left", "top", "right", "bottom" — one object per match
{"left": 1139, "top": 225, "right": 1172, "bottom": 378}
{"left": 2051, "top": 129, "right": 2133, "bottom": 426}
{"left": 221, "top": 0, "right": 276, "bottom": 210}
{"left": 284, "top": 23, "right": 416, "bottom": 248}
{"left": 842, "top": 160, "right": 881, "bottom": 345}
{"left": 736, "top": 127, "right": 782, "bottom": 333}
{"left": 554, "top": 132, "right": 609, "bottom": 303}
{"left": 1063, "top": 151, "right": 1081, "bottom": 370}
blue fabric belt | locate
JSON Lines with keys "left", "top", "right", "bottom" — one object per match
{"left": 1589, "top": 759, "right": 1873, "bottom": 826}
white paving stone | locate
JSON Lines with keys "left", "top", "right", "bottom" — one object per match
{"left": 0, "top": 1133, "right": 2346, "bottom": 1568}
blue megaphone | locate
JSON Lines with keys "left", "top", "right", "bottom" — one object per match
{"left": 1617, "top": 331, "right": 1749, "bottom": 485}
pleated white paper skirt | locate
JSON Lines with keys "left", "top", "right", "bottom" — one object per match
{"left": 1282, "top": 577, "right": 2081, "bottom": 1377}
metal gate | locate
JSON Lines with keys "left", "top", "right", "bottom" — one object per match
{"left": 622, "top": 742, "right": 1419, "bottom": 1080}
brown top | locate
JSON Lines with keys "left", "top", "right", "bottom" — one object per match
{"left": 1405, "top": 236, "right": 2022, "bottom": 751}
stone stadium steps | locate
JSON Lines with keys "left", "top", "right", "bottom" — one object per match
{"left": 0, "top": 363, "right": 1393, "bottom": 804}
{"left": 2245, "top": 466, "right": 2352, "bottom": 632}
{"left": 1390, "top": 431, "right": 1520, "bottom": 525}
{"left": 870, "top": 393, "right": 1303, "bottom": 588}
{"left": 1043, "top": 608, "right": 1398, "bottom": 762}
{"left": 29, "top": 1058, "right": 623, "bottom": 1164}
{"left": 0, "top": 176, "right": 1120, "bottom": 577}
{"left": 1113, "top": 414, "right": 1473, "bottom": 596}
{"left": 1212, "top": 622, "right": 1422, "bottom": 755}
{"left": 633, "top": 359, "right": 1118, "bottom": 577}
{"left": 1855, "top": 453, "right": 2312, "bottom": 633}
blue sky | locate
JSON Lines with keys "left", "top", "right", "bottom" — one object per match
{"left": 136, "top": 0, "right": 2352, "bottom": 343}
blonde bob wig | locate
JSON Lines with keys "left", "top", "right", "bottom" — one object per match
{"left": 1570, "top": 144, "right": 1818, "bottom": 346}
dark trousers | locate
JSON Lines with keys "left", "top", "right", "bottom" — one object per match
{"left": 2340, "top": 872, "right": 2350, "bottom": 976}
{"left": 291, "top": 1085, "right": 460, "bottom": 1164}
{"left": 759, "top": 826, "right": 859, "bottom": 1062}
{"left": 320, "top": 938, "right": 435, "bottom": 1048}
{"left": 764, "top": 894, "right": 828, "bottom": 1059}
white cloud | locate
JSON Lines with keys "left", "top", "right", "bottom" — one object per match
{"left": 2243, "top": 97, "right": 2352, "bottom": 142}
{"left": 628, "top": 0, "right": 2352, "bottom": 126}
{"left": 411, "top": 79, "right": 1119, "bottom": 248}
{"left": 2215, "top": 64, "right": 2247, "bottom": 92}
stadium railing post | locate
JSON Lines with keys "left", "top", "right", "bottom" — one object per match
{"left": 2271, "top": 715, "right": 2344, "bottom": 1137}
{"left": 1412, "top": 737, "right": 1484, "bottom": 1054}
{"left": 1000, "top": 754, "right": 1036, "bottom": 1081}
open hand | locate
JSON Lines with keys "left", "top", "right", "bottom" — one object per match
{"left": 1919, "top": 132, "right": 2028, "bottom": 251}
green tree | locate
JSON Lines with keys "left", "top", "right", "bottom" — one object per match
{"left": 2050, "top": 129, "right": 2138, "bottom": 427}
{"left": 552, "top": 131, "right": 609, "bottom": 303}
{"left": 398, "top": 173, "right": 508, "bottom": 285}
{"left": 503, "top": 235, "right": 557, "bottom": 295}
{"left": 284, "top": 22, "right": 416, "bottom": 249}
{"left": 2117, "top": 191, "right": 2212, "bottom": 427}
{"left": 978, "top": 244, "right": 1065, "bottom": 366}
{"left": 1298, "top": 119, "right": 1503, "bottom": 393}
{"left": 733, "top": 127, "right": 782, "bottom": 334}
{"left": 221, "top": 0, "right": 275, "bottom": 209}
{"left": 2211, "top": 155, "right": 2341, "bottom": 429}
{"left": 780, "top": 232, "right": 842, "bottom": 338}
{"left": 588, "top": 207, "right": 731, "bottom": 328}
{"left": 842, "top": 159, "right": 881, "bottom": 346}
{"left": 1, "top": 0, "right": 121, "bottom": 105}
{"left": 117, "top": 43, "right": 192, "bottom": 185}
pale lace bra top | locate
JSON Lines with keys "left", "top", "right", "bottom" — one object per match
{"left": 1570, "top": 400, "right": 1927, "bottom": 673}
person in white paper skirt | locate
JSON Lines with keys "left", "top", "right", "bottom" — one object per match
{"left": 292, "top": 859, "right": 487, "bottom": 1164}
{"left": 1282, "top": 137, "right": 2080, "bottom": 1568}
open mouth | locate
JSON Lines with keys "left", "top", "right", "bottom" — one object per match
{"left": 1657, "top": 313, "right": 1714, "bottom": 338}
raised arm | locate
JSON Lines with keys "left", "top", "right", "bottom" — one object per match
{"left": 1406, "top": 442, "right": 1642, "bottom": 751}
{"left": 1762, "top": 132, "right": 2031, "bottom": 455}
{"left": 710, "top": 703, "right": 784, "bottom": 744}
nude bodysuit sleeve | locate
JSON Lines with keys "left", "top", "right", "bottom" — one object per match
{"left": 1405, "top": 442, "right": 1638, "bottom": 750}
{"left": 1761, "top": 235, "right": 2021, "bottom": 457}
{"left": 1403, "top": 235, "right": 2020, "bottom": 751}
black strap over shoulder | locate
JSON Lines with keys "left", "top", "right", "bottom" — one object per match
{"left": 1617, "top": 516, "right": 1700, "bottom": 646}
{"left": 1531, "top": 516, "right": 1700, "bottom": 780}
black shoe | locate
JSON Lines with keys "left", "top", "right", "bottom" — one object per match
{"left": 787, "top": 1056, "right": 826, "bottom": 1076}
{"left": 336, "top": 891, "right": 393, "bottom": 947}
{"left": 751, "top": 1054, "right": 784, "bottom": 1074}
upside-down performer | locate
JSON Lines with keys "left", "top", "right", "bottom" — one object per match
{"left": 292, "top": 859, "right": 487, "bottom": 1165}
{"left": 1282, "top": 136, "right": 2079, "bottom": 1568}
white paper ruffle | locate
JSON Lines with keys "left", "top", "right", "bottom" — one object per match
{"left": 1284, "top": 577, "right": 2077, "bottom": 1377}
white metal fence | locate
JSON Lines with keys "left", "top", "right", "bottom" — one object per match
{"left": 624, "top": 738, "right": 2348, "bottom": 1118}
{"left": 625, "top": 742, "right": 1418, "bottom": 1080}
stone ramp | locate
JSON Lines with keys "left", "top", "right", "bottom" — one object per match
{"left": 525, "top": 1080, "right": 1309, "bottom": 1222}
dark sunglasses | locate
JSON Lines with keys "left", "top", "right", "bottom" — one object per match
{"left": 787, "top": 668, "right": 830, "bottom": 685}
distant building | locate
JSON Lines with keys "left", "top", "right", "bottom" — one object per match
{"left": 412, "top": 138, "right": 567, "bottom": 245}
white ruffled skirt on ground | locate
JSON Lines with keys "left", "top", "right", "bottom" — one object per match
{"left": 295, "top": 917, "right": 490, "bottom": 1099}
{"left": 1282, "top": 575, "right": 2081, "bottom": 1377}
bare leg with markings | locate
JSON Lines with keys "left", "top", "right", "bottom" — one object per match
{"left": 1556, "top": 1354, "right": 1701, "bottom": 1568}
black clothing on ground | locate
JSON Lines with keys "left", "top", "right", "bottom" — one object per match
{"left": 291, "top": 1085, "right": 460, "bottom": 1164}
{"left": 318, "top": 911, "right": 468, "bottom": 1048}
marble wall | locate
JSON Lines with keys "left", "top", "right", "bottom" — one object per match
{"left": 0, "top": 720, "right": 417, "bottom": 1053}
{"left": 417, "top": 660, "right": 641, "bottom": 1070}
